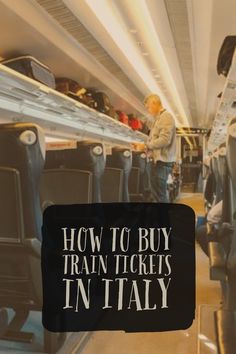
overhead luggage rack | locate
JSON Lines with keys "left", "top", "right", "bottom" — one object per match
{"left": 0, "top": 64, "right": 147, "bottom": 145}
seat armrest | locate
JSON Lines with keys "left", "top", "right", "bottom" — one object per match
{"left": 209, "top": 241, "right": 226, "bottom": 281}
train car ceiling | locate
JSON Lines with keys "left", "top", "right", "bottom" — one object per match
{"left": 0, "top": 0, "right": 236, "bottom": 148}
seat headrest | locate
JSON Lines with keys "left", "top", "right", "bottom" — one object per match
{"left": 0, "top": 122, "right": 45, "bottom": 160}
{"left": 113, "top": 147, "right": 132, "bottom": 157}
{"left": 77, "top": 141, "right": 105, "bottom": 157}
{"left": 0, "top": 122, "right": 45, "bottom": 241}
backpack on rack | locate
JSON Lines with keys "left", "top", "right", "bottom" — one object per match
{"left": 56, "top": 77, "right": 83, "bottom": 95}
{"left": 140, "top": 122, "right": 150, "bottom": 135}
{"left": 55, "top": 78, "right": 94, "bottom": 108}
{"left": 85, "top": 89, "right": 112, "bottom": 114}
{"left": 128, "top": 114, "right": 143, "bottom": 131}
{"left": 116, "top": 111, "right": 129, "bottom": 125}
{"left": 108, "top": 106, "right": 119, "bottom": 120}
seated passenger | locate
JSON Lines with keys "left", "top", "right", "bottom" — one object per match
{"left": 196, "top": 200, "right": 222, "bottom": 256}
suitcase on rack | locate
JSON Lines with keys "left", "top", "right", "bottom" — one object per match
{"left": 85, "top": 89, "right": 112, "bottom": 114}
{"left": 1, "top": 55, "right": 56, "bottom": 88}
{"left": 217, "top": 36, "right": 236, "bottom": 77}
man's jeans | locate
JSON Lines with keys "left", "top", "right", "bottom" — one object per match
{"left": 150, "top": 161, "right": 173, "bottom": 202}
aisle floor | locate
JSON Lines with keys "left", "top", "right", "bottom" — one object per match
{"left": 79, "top": 193, "right": 221, "bottom": 354}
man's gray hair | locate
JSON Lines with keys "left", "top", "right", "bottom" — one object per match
{"left": 143, "top": 93, "right": 162, "bottom": 106}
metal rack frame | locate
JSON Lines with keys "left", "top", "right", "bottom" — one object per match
{"left": 0, "top": 64, "right": 147, "bottom": 146}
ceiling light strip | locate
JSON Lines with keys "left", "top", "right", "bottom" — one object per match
{"left": 82, "top": 0, "right": 185, "bottom": 126}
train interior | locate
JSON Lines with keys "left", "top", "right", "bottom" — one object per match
{"left": 0, "top": 0, "right": 236, "bottom": 353}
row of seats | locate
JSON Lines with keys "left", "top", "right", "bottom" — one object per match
{"left": 0, "top": 123, "right": 66, "bottom": 352}
{"left": 0, "top": 122, "right": 182, "bottom": 352}
{"left": 42, "top": 141, "right": 148, "bottom": 206}
{"left": 202, "top": 117, "right": 236, "bottom": 354}
{"left": 0, "top": 122, "right": 151, "bottom": 352}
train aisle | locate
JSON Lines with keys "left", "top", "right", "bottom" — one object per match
{"left": 79, "top": 193, "right": 221, "bottom": 354}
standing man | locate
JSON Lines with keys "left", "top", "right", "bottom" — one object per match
{"left": 144, "top": 94, "right": 176, "bottom": 202}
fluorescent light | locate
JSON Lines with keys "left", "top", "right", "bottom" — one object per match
{"left": 128, "top": 0, "right": 189, "bottom": 126}
{"left": 83, "top": 0, "right": 183, "bottom": 126}
{"left": 83, "top": 0, "right": 157, "bottom": 89}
